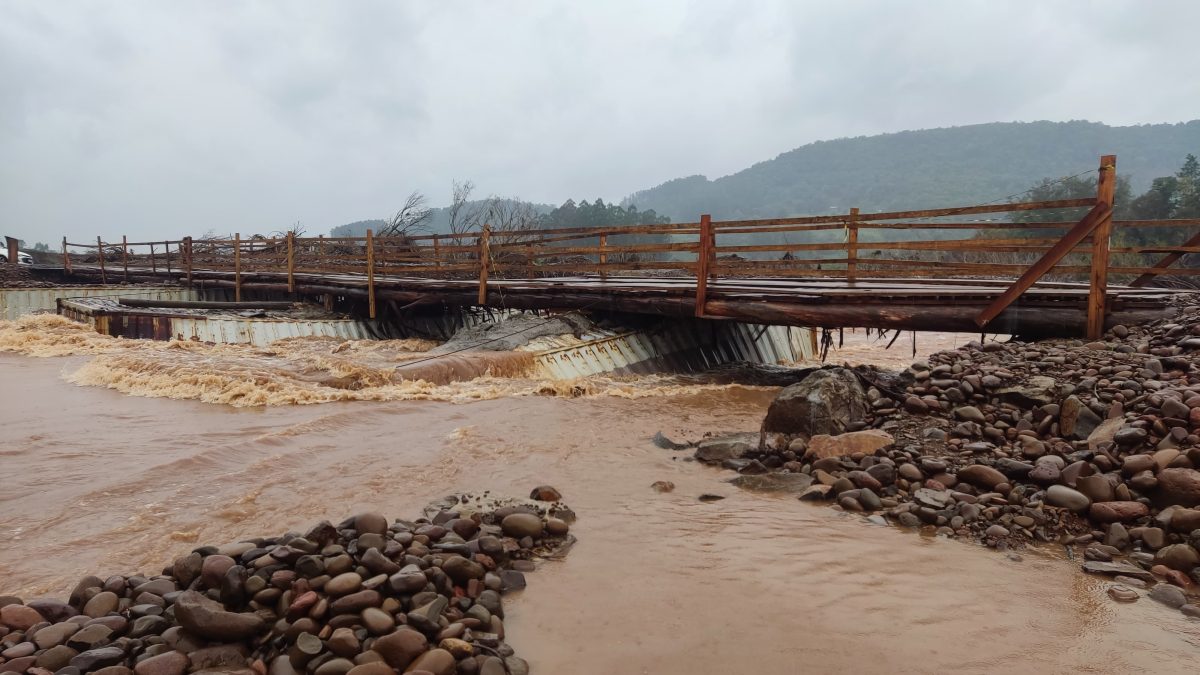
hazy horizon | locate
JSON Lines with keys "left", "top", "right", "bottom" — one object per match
{"left": 3, "top": 1, "right": 1198, "bottom": 244}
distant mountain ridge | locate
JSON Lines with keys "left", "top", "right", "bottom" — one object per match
{"left": 622, "top": 120, "right": 1200, "bottom": 222}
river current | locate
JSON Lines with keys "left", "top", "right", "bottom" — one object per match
{"left": 1, "top": 316, "right": 1198, "bottom": 673}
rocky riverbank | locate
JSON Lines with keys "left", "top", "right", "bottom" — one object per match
{"left": 691, "top": 301, "right": 1200, "bottom": 618}
{"left": 0, "top": 490, "right": 574, "bottom": 675}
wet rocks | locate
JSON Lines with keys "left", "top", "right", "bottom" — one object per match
{"left": 804, "top": 430, "right": 893, "bottom": 460}
{"left": 956, "top": 465, "right": 1007, "bottom": 490}
{"left": 1045, "top": 485, "right": 1091, "bottom": 512}
{"left": 694, "top": 433, "right": 757, "bottom": 464}
{"left": 0, "top": 492, "right": 572, "bottom": 675}
{"left": 760, "top": 367, "right": 868, "bottom": 441}
{"left": 1156, "top": 468, "right": 1200, "bottom": 507}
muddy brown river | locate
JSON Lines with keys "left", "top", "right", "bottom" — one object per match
{"left": 2, "top": 321, "right": 1200, "bottom": 673}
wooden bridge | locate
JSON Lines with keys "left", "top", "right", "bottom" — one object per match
{"left": 45, "top": 155, "right": 1200, "bottom": 338}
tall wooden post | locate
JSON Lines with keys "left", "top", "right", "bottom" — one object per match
{"left": 1087, "top": 155, "right": 1117, "bottom": 339}
{"left": 62, "top": 237, "right": 72, "bottom": 274}
{"left": 846, "top": 207, "right": 860, "bottom": 282}
{"left": 477, "top": 224, "right": 491, "bottom": 305}
{"left": 694, "top": 214, "right": 713, "bottom": 317}
{"left": 286, "top": 232, "right": 296, "bottom": 293}
{"left": 366, "top": 229, "right": 377, "bottom": 319}
{"left": 4, "top": 237, "right": 17, "bottom": 267}
{"left": 184, "top": 237, "right": 193, "bottom": 284}
{"left": 165, "top": 241, "right": 172, "bottom": 274}
{"left": 97, "top": 236, "right": 107, "bottom": 284}
{"left": 432, "top": 235, "right": 442, "bottom": 272}
{"left": 599, "top": 232, "right": 608, "bottom": 281}
{"left": 234, "top": 232, "right": 242, "bottom": 302}
{"left": 150, "top": 242, "right": 157, "bottom": 274}
{"left": 121, "top": 236, "right": 130, "bottom": 281}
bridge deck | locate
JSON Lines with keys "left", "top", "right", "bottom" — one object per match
{"left": 44, "top": 265, "right": 1182, "bottom": 337}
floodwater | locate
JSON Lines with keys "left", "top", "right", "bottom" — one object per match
{"left": 2, "top": 319, "right": 1199, "bottom": 674}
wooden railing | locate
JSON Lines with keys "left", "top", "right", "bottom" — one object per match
{"left": 58, "top": 155, "right": 1200, "bottom": 338}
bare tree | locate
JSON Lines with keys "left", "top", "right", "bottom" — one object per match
{"left": 448, "top": 180, "right": 482, "bottom": 235}
{"left": 380, "top": 191, "right": 433, "bottom": 237}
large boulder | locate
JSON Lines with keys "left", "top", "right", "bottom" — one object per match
{"left": 173, "top": 591, "right": 265, "bottom": 642}
{"left": 760, "top": 369, "right": 868, "bottom": 445}
{"left": 996, "top": 376, "right": 1058, "bottom": 407}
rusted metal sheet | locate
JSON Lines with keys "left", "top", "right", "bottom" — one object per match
{"left": 525, "top": 321, "right": 815, "bottom": 379}
{"left": 0, "top": 286, "right": 201, "bottom": 320}
{"left": 58, "top": 298, "right": 388, "bottom": 346}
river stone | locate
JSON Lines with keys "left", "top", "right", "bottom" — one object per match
{"left": 406, "top": 649, "right": 455, "bottom": 675}
{"left": 761, "top": 368, "right": 868, "bottom": 437}
{"left": 1170, "top": 508, "right": 1200, "bottom": 532}
{"left": 1081, "top": 560, "right": 1154, "bottom": 581}
{"left": 500, "top": 513, "right": 543, "bottom": 539}
{"left": 1087, "top": 418, "right": 1123, "bottom": 450}
{"left": 957, "top": 465, "right": 1007, "bottom": 490}
{"left": 1115, "top": 427, "right": 1149, "bottom": 448}
{"left": 325, "top": 572, "right": 363, "bottom": 596}
{"left": 26, "top": 599, "right": 77, "bottom": 623}
{"left": 728, "top": 473, "right": 814, "bottom": 494}
{"left": 354, "top": 513, "right": 389, "bottom": 536}
{"left": 1089, "top": 501, "right": 1149, "bottom": 523}
{"left": 694, "top": 433, "right": 757, "bottom": 463}
{"left": 1155, "top": 544, "right": 1200, "bottom": 571}
{"left": 1, "top": 603, "right": 45, "bottom": 630}
{"left": 1149, "top": 583, "right": 1188, "bottom": 608}
{"left": 997, "top": 376, "right": 1057, "bottom": 407}
{"left": 361, "top": 607, "right": 395, "bottom": 635}
{"left": 173, "top": 591, "right": 265, "bottom": 641}
{"left": 1156, "top": 468, "right": 1200, "bottom": 507}
{"left": 1076, "top": 475, "right": 1115, "bottom": 503}
{"left": 1107, "top": 585, "right": 1139, "bottom": 602}
{"left": 373, "top": 628, "right": 427, "bottom": 670}
{"left": 804, "top": 430, "right": 894, "bottom": 460}
{"left": 1045, "top": 485, "right": 1091, "bottom": 512}
{"left": 82, "top": 591, "right": 119, "bottom": 618}
{"left": 35, "top": 621, "right": 80, "bottom": 649}
{"left": 441, "top": 556, "right": 485, "bottom": 585}
{"left": 70, "top": 647, "right": 126, "bottom": 672}
{"left": 346, "top": 664, "right": 393, "bottom": 675}
{"left": 954, "top": 406, "right": 986, "bottom": 424}
{"left": 36, "top": 645, "right": 78, "bottom": 671}
{"left": 1061, "top": 395, "right": 1102, "bottom": 440}
{"left": 134, "top": 651, "right": 188, "bottom": 675}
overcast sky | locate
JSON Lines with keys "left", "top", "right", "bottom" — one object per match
{"left": 2, "top": 1, "right": 1197, "bottom": 244}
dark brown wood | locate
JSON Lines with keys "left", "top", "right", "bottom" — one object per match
{"left": 846, "top": 207, "right": 859, "bottom": 282}
{"left": 4, "top": 237, "right": 17, "bottom": 267}
{"left": 287, "top": 232, "right": 296, "bottom": 293}
{"left": 184, "top": 237, "right": 192, "bottom": 283}
{"left": 1129, "top": 228, "right": 1200, "bottom": 287}
{"left": 975, "top": 202, "right": 1111, "bottom": 328}
{"left": 62, "top": 237, "right": 72, "bottom": 274}
{"left": 119, "top": 298, "right": 294, "bottom": 310}
{"left": 477, "top": 224, "right": 491, "bottom": 305}
{"left": 1088, "top": 155, "right": 1117, "bottom": 338}
{"left": 366, "top": 228, "right": 376, "bottom": 319}
{"left": 695, "top": 214, "right": 713, "bottom": 317}
{"left": 97, "top": 236, "right": 107, "bottom": 284}
{"left": 234, "top": 232, "right": 242, "bottom": 302}
{"left": 122, "top": 236, "right": 130, "bottom": 281}
{"left": 150, "top": 242, "right": 157, "bottom": 274}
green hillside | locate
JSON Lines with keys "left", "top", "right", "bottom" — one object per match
{"left": 623, "top": 120, "right": 1200, "bottom": 221}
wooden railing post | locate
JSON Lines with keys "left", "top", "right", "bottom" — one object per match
{"left": 432, "top": 235, "right": 442, "bottom": 272}
{"left": 184, "top": 237, "right": 193, "bottom": 284}
{"left": 366, "top": 229, "right": 376, "bottom": 319}
{"left": 62, "top": 237, "right": 72, "bottom": 274}
{"left": 286, "top": 232, "right": 296, "bottom": 293}
{"left": 846, "top": 207, "right": 860, "bottom": 282}
{"left": 4, "top": 237, "right": 17, "bottom": 267}
{"left": 695, "top": 214, "right": 713, "bottom": 317}
{"left": 234, "top": 232, "right": 242, "bottom": 302}
{"left": 599, "top": 232, "right": 608, "bottom": 281}
{"left": 97, "top": 236, "right": 107, "bottom": 284}
{"left": 1087, "top": 154, "right": 1117, "bottom": 339}
{"left": 150, "top": 242, "right": 157, "bottom": 274}
{"left": 477, "top": 224, "right": 491, "bottom": 305}
{"left": 121, "top": 236, "right": 130, "bottom": 281}
{"left": 165, "top": 241, "right": 172, "bottom": 274}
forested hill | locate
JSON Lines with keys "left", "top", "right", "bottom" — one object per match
{"left": 623, "top": 120, "right": 1200, "bottom": 222}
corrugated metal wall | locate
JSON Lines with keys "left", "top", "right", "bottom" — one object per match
{"left": 0, "top": 287, "right": 202, "bottom": 320}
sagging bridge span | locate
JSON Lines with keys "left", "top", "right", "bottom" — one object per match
{"left": 39, "top": 155, "right": 1200, "bottom": 339}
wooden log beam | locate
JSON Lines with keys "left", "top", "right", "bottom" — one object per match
{"left": 1087, "top": 155, "right": 1117, "bottom": 339}
{"left": 974, "top": 202, "right": 1111, "bottom": 328}
{"left": 1129, "top": 228, "right": 1200, "bottom": 287}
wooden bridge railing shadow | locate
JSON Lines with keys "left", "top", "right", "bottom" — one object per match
{"left": 59, "top": 154, "right": 1200, "bottom": 339}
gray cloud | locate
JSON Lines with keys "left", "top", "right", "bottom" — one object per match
{"left": 1, "top": 0, "right": 1197, "bottom": 244}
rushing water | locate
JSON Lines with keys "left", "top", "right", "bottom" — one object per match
{"left": 2, "top": 319, "right": 1200, "bottom": 673}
